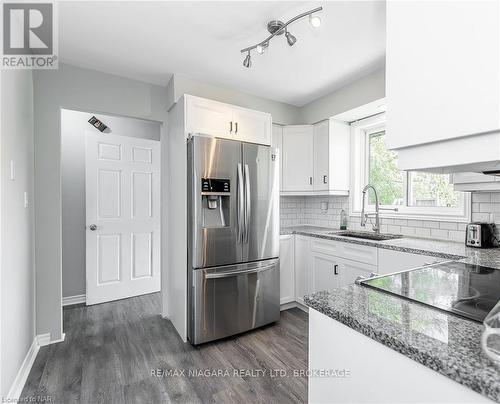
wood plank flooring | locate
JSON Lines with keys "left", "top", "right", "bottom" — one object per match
{"left": 21, "top": 293, "right": 308, "bottom": 403}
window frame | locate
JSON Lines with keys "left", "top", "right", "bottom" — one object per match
{"left": 349, "top": 114, "right": 471, "bottom": 222}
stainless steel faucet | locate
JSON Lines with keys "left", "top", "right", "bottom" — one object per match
{"left": 361, "top": 184, "right": 398, "bottom": 234}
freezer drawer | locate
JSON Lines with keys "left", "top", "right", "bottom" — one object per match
{"left": 189, "top": 258, "right": 280, "bottom": 344}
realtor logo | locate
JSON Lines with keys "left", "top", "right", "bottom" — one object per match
{"left": 2, "top": 2, "right": 58, "bottom": 69}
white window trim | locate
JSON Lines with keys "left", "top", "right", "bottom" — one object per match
{"left": 349, "top": 114, "right": 471, "bottom": 223}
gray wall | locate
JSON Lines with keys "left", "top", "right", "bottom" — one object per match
{"left": 61, "top": 110, "right": 161, "bottom": 298}
{"left": 33, "top": 63, "right": 168, "bottom": 341}
{"left": 1, "top": 70, "right": 35, "bottom": 396}
{"left": 299, "top": 68, "right": 386, "bottom": 123}
{"left": 166, "top": 74, "right": 302, "bottom": 125}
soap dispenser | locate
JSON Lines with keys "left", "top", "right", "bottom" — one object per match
{"left": 340, "top": 209, "right": 347, "bottom": 230}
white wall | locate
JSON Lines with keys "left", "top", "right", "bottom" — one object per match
{"left": 1, "top": 70, "right": 36, "bottom": 397}
{"left": 166, "top": 74, "right": 301, "bottom": 125}
{"left": 61, "top": 109, "right": 161, "bottom": 298}
{"left": 299, "top": 68, "right": 386, "bottom": 124}
{"left": 33, "top": 63, "right": 168, "bottom": 342}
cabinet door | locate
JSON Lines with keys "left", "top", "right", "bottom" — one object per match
{"left": 272, "top": 125, "right": 283, "bottom": 192}
{"left": 232, "top": 106, "right": 271, "bottom": 145}
{"left": 311, "top": 252, "right": 341, "bottom": 293}
{"left": 279, "top": 235, "right": 295, "bottom": 305}
{"left": 386, "top": 1, "right": 499, "bottom": 150}
{"left": 339, "top": 259, "right": 377, "bottom": 286}
{"left": 294, "top": 236, "right": 311, "bottom": 305}
{"left": 313, "top": 120, "right": 329, "bottom": 191}
{"left": 282, "top": 125, "right": 314, "bottom": 192}
{"left": 185, "top": 96, "right": 233, "bottom": 139}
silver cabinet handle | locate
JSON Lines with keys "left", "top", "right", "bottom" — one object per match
{"left": 237, "top": 163, "right": 244, "bottom": 243}
{"left": 323, "top": 175, "right": 328, "bottom": 184}
{"left": 230, "top": 121, "right": 233, "bottom": 133}
{"left": 89, "top": 224, "right": 98, "bottom": 231}
{"left": 235, "top": 122, "right": 238, "bottom": 134}
{"left": 244, "top": 164, "right": 251, "bottom": 243}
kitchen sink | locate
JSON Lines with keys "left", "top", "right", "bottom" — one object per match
{"left": 332, "top": 230, "right": 404, "bottom": 241}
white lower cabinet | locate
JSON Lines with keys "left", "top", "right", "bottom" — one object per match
{"left": 311, "top": 252, "right": 342, "bottom": 292}
{"left": 339, "top": 259, "right": 377, "bottom": 285}
{"left": 294, "top": 236, "right": 311, "bottom": 306}
{"left": 378, "top": 249, "right": 445, "bottom": 275}
{"left": 279, "top": 235, "right": 295, "bottom": 306}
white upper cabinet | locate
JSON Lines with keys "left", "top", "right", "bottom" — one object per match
{"left": 282, "top": 125, "right": 314, "bottom": 192}
{"left": 232, "top": 106, "right": 271, "bottom": 145}
{"left": 281, "top": 120, "right": 350, "bottom": 195}
{"left": 313, "top": 120, "right": 330, "bottom": 192}
{"left": 186, "top": 95, "right": 233, "bottom": 137}
{"left": 184, "top": 95, "right": 272, "bottom": 145}
{"left": 271, "top": 125, "right": 283, "bottom": 191}
{"left": 386, "top": 1, "right": 500, "bottom": 173}
{"left": 313, "top": 119, "right": 350, "bottom": 195}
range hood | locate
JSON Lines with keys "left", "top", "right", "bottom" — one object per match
{"left": 395, "top": 131, "right": 500, "bottom": 175}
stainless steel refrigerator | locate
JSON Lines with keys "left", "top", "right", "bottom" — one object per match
{"left": 187, "top": 135, "right": 280, "bottom": 344}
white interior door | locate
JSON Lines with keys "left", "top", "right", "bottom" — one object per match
{"left": 85, "top": 132, "right": 160, "bottom": 305}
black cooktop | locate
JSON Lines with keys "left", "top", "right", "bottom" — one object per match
{"left": 361, "top": 261, "right": 500, "bottom": 322}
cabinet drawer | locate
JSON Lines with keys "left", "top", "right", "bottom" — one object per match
{"left": 310, "top": 238, "right": 377, "bottom": 266}
{"left": 341, "top": 243, "right": 378, "bottom": 266}
{"left": 310, "top": 239, "right": 342, "bottom": 257}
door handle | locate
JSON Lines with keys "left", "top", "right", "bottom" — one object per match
{"left": 235, "top": 122, "right": 238, "bottom": 134}
{"left": 309, "top": 177, "right": 313, "bottom": 185}
{"left": 89, "top": 224, "right": 98, "bottom": 231}
{"left": 334, "top": 264, "right": 338, "bottom": 275}
{"left": 323, "top": 175, "right": 328, "bottom": 184}
{"left": 230, "top": 121, "right": 233, "bottom": 134}
{"left": 244, "top": 164, "right": 251, "bottom": 243}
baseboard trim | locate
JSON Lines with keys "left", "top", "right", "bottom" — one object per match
{"left": 7, "top": 337, "right": 40, "bottom": 401}
{"left": 280, "top": 301, "right": 297, "bottom": 311}
{"left": 37, "top": 332, "right": 66, "bottom": 347}
{"left": 62, "top": 294, "right": 86, "bottom": 306}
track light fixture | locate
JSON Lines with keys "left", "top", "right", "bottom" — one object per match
{"left": 285, "top": 28, "right": 297, "bottom": 46}
{"left": 243, "top": 52, "right": 251, "bottom": 68}
{"left": 241, "top": 6, "right": 322, "bottom": 67}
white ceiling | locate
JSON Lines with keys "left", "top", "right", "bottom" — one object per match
{"left": 59, "top": 1, "right": 386, "bottom": 106}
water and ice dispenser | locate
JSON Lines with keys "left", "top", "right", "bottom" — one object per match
{"left": 201, "top": 178, "right": 230, "bottom": 228}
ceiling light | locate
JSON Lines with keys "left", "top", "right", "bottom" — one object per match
{"left": 240, "top": 6, "right": 322, "bottom": 68}
{"left": 285, "top": 29, "right": 297, "bottom": 46}
{"left": 309, "top": 14, "right": 321, "bottom": 28}
{"left": 256, "top": 42, "right": 268, "bottom": 54}
{"left": 243, "top": 52, "right": 251, "bottom": 68}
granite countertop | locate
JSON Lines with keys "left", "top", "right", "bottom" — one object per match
{"left": 281, "top": 225, "right": 500, "bottom": 269}
{"left": 288, "top": 225, "right": 500, "bottom": 401}
{"left": 304, "top": 286, "right": 500, "bottom": 403}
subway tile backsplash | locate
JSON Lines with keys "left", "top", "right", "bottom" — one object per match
{"left": 280, "top": 192, "right": 500, "bottom": 242}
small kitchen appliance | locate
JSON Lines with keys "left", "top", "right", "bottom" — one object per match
{"left": 465, "top": 222, "right": 496, "bottom": 248}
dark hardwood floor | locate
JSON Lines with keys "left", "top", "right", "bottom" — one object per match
{"left": 21, "top": 293, "right": 308, "bottom": 403}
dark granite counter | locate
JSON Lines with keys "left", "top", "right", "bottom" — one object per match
{"left": 281, "top": 225, "right": 500, "bottom": 270}
{"left": 304, "top": 285, "right": 500, "bottom": 403}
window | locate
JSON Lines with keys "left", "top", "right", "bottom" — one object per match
{"left": 350, "top": 114, "right": 470, "bottom": 221}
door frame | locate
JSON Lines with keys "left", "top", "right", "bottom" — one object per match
{"left": 60, "top": 108, "right": 164, "bottom": 316}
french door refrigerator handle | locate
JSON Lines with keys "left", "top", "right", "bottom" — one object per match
{"left": 237, "top": 163, "right": 244, "bottom": 243}
{"left": 204, "top": 263, "right": 276, "bottom": 279}
{"left": 244, "top": 164, "right": 251, "bottom": 243}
